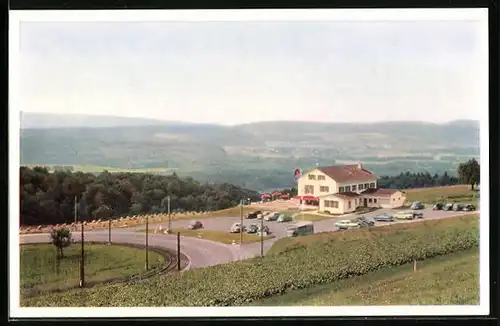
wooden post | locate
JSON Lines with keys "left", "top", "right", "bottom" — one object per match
{"left": 240, "top": 200, "right": 243, "bottom": 245}
{"left": 108, "top": 218, "right": 111, "bottom": 245}
{"left": 168, "top": 196, "right": 171, "bottom": 233}
{"left": 145, "top": 214, "right": 149, "bottom": 270}
{"left": 413, "top": 259, "right": 417, "bottom": 272}
{"left": 260, "top": 214, "right": 264, "bottom": 258}
{"left": 177, "top": 232, "right": 181, "bottom": 271}
{"left": 80, "top": 220, "right": 85, "bottom": 288}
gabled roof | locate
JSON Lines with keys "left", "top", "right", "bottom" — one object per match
{"left": 315, "top": 164, "right": 377, "bottom": 183}
{"left": 361, "top": 188, "right": 401, "bottom": 197}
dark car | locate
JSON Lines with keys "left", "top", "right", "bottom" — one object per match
{"left": 373, "top": 214, "right": 394, "bottom": 222}
{"left": 453, "top": 204, "right": 464, "bottom": 211}
{"left": 444, "top": 203, "right": 454, "bottom": 211}
{"left": 353, "top": 216, "right": 375, "bottom": 227}
{"left": 432, "top": 203, "right": 444, "bottom": 210}
{"left": 245, "top": 211, "right": 260, "bottom": 219}
{"left": 463, "top": 204, "right": 476, "bottom": 211}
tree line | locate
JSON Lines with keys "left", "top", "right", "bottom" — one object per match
{"left": 20, "top": 166, "right": 261, "bottom": 226}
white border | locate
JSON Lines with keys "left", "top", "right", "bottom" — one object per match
{"left": 9, "top": 8, "right": 490, "bottom": 318}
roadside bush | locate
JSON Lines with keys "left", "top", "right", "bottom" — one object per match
{"left": 22, "top": 215, "right": 479, "bottom": 307}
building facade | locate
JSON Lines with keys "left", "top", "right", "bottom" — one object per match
{"left": 296, "top": 163, "right": 406, "bottom": 213}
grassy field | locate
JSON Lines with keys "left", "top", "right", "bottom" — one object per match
{"left": 250, "top": 248, "right": 479, "bottom": 306}
{"left": 23, "top": 164, "right": 172, "bottom": 174}
{"left": 138, "top": 228, "right": 274, "bottom": 244}
{"left": 405, "top": 185, "right": 479, "bottom": 205}
{"left": 20, "top": 243, "right": 165, "bottom": 297}
{"left": 21, "top": 214, "right": 478, "bottom": 307}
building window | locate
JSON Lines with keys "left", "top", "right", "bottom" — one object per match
{"left": 345, "top": 186, "right": 351, "bottom": 192}
{"left": 318, "top": 175, "right": 326, "bottom": 180}
{"left": 339, "top": 186, "right": 345, "bottom": 193}
{"left": 304, "top": 185, "right": 314, "bottom": 194}
{"left": 358, "top": 184, "right": 364, "bottom": 190}
{"left": 370, "top": 182, "right": 375, "bottom": 188}
{"left": 369, "top": 198, "right": 373, "bottom": 203}
{"left": 352, "top": 185, "right": 357, "bottom": 192}
{"left": 320, "top": 186, "right": 329, "bottom": 192}
{"left": 308, "top": 174, "right": 316, "bottom": 180}
{"left": 374, "top": 198, "right": 377, "bottom": 203}
{"left": 324, "top": 200, "right": 339, "bottom": 208}
{"left": 348, "top": 201, "right": 352, "bottom": 209}
{"left": 364, "top": 183, "right": 369, "bottom": 189}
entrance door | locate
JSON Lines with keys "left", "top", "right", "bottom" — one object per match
{"left": 363, "top": 198, "right": 368, "bottom": 207}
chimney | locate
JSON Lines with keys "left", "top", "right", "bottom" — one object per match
{"left": 357, "top": 162, "right": 362, "bottom": 170}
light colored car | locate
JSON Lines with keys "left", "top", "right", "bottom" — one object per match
{"left": 187, "top": 220, "right": 203, "bottom": 230}
{"left": 353, "top": 216, "right": 375, "bottom": 227}
{"left": 277, "top": 214, "right": 293, "bottom": 223}
{"left": 394, "top": 211, "right": 415, "bottom": 220}
{"left": 230, "top": 223, "right": 246, "bottom": 233}
{"left": 264, "top": 212, "right": 280, "bottom": 221}
{"left": 410, "top": 201, "right": 425, "bottom": 210}
{"left": 335, "top": 220, "right": 361, "bottom": 230}
{"left": 257, "top": 211, "right": 270, "bottom": 220}
{"left": 373, "top": 214, "right": 394, "bottom": 222}
{"left": 246, "top": 224, "right": 259, "bottom": 234}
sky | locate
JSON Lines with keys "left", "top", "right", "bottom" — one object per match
{"left": 16, "top": 15, "right": 487, "bottom": 125}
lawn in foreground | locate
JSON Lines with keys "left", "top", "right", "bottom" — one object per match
{"left": 250, "top": 248, "right": 478, "bottom": 306}
{"left": 138, "top": 228, "right": 274, "bottom": 244}
{"left": 21, "top": 243, "right": 165, "bottom": 297}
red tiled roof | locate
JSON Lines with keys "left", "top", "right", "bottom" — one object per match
{"left": 361, "top": 188, "right": 400, "bottom": 197}
{"left": 316, "top": 164, "right": 376, "bottom": 183}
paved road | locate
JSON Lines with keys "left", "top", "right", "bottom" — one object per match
{"left": 20, "top": 207, "right": 477, "bottom": 268}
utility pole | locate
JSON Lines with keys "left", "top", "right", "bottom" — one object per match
{"left": 76, "top": 196, "right": 85, "bottom": 288}
{"left": 260, "top": 213, "right": 264, "bottom": 258}
{"left": 177, "top": 232, "right": 181, "bottom": 271}
{"left": 240, "top": 199, "right": 243, "bottom": 245}
{"left": 167, "top": 196, "right": 171, "bottom": 233}
{"left": 145, "top": 214, "right": 149, "bottom": 270}
{"left": 108, "top": 217, "right": 111, "bottom": 245}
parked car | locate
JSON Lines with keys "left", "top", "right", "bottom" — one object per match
{"left": 463, "top": 204, "right": 476, "bottom": 211}
{"left": 187, "top": 220, "right": 203, "bottom": 230}
{"left": 264, "top": 212, "right": 280, "bottom": 221}
{"left": 394, "top": 211, "right": 415, "bottom": 220}
{"left": 258, "top": 211, "right": 271, "bottom": 220}
{"left": 230, "top": 223, "right": 246, "bottom": 233}
{"left": 453, "top": 204, "right": 464, "bottom": 211}
{"left": 246, "top": 224, "right": 259, "bottom": 234}
{"left": 353, "top": 216, "right": 375, "bottom": 227}
{"left": 432, "top": 203, "right": 444, "bottom": 210}
{"left": 246, "top": 211, "right": 260, "bottom": 219}
{"left": 444, "top": 203, "right": 454, "bottom": 211}
{"left": 277, "top": 214, "right": 293, "bottom": 223}
{"left": 335, "top": 220, "right": 361, "bottom": 230}
{"left": 373, "top": 214, "right": 394, "bottom": 222}
{"left": 257, "top": 225, "right": 270, "bottom": 233}
{"left": 412, "top": 211, "right": 424, "bottom": 219}
{"left": 410, "top": 201, "right": 425, "bottom": 210}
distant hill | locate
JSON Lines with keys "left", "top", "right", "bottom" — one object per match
{"left": 19, "top": 112, "right": 480, "bottom": 191}
{"left": 20, "top": 111, "right": 197, "bottom": 129}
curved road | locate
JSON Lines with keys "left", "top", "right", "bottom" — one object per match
{"left": 20, "top": 207, "right": 477, "bottom": 269}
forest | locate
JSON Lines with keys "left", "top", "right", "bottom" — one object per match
{"left": 20, "top": 166, "right": 261, "bottom": 226}
{"left": 20, "top": 158, "right": 478, "bottom": 227}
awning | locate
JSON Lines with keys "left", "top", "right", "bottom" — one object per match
{"left": 280, "top": 194, "right": 290, "bottom": 198}
{"left": 272, "top": 192, "right": 282, "bottom": 196}
{"left": 293, "top": 195, "right": 319, "bottom": 201}
{"left": 260, "top": 194, "right": 271, "bottom": 198}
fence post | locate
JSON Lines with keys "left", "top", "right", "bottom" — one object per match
{"left": 177, "top": 232, "right": 181, "bottom": 271}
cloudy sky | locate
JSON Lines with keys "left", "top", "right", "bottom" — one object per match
{"left": 17, "top": 15, "right": 487, "bottom": 125}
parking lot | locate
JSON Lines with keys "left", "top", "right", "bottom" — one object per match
{"left": 134, "top": 206, "right": 477, "bottom": 243}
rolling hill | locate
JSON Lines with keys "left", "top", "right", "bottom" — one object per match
{"left": 19, "top": 112, "right": 480, "bottom": 191}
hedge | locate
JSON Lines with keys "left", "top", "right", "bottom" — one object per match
{"left": 22, "top": 215, "right": 479, "bottom": 307}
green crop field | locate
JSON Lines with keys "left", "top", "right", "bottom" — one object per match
{"left": 250, "top": 248, "right": 478, "bottom": 306}
{"left": 20, "top": 243, "right": 165, "bottom": 299}
{"left": 405, "top": 185, "right": 479, "bottom": 205}
{"left": 21, "top": 214, "right": 478, "bottom": 307}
